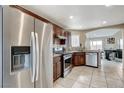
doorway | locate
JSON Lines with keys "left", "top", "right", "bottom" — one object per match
{"left": 86, "top": 28, "right": 123, "bottom": 70}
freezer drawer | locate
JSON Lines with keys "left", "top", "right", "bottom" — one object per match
{"left": 86, "top": 53, "right": 98, "bottom": 67}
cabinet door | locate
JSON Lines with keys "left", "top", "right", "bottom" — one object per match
{"left": 53, "top": 63, "right": 57, "bottom": 81}
{"left": 73, "top": 53, "right": 85, "bottom": 66}
{"left": 53, "top": 26, "right": 62, "bottom": 36}
{"left": 80, "top": 55, "right": 85, "bottom": 65}
{"left": 73, "top": 55, "right": 80, "bottom": 66}
{"left": 56, "top": 61, "right": 61, "bottom": 78}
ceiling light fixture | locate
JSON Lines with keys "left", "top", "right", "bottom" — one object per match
{"left": 79, "top": 26, "right": 83, "bottom": 28}
{"left": 69, "top": 16, "right": 73, "bottom": 19}
{"left": 105, "top": 4, "right": 112, "bottom": 7}
{"left": 103, "top": 21, "right": 107, "bottom": 24}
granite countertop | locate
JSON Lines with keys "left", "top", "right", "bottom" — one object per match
{"left": 53, "top": 54, "right": 62, "bottom": 57}
{"left": 69, "top": 50, "right": 101, "bottom": 53}
{"left": 53, "top": 50, "right": 101, "bottom": 57}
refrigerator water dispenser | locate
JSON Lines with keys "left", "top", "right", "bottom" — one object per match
{"left": 11, "top": 46, "right": 30, "bottom": 72}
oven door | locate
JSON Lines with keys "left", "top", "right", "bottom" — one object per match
{"left": 62, "top": 54, "right": 72, "bottom": 77}
{"left": 64, "top": 55, "right": 72, "bottom": 71}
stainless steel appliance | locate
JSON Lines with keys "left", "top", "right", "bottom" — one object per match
{"left": 63, "top": 54, "right": 72, "bottom": 77}
{"left": 53, "top": 47, "right": 72, "bottom": 77}
{"left": 0, "top": 6, "right": 2, "bottom": 88}
{"left": 86, "top": 53, "right": 98, "bottom": 67}
{"left": 0, "top": 6, "right": 53, "bottom": 88}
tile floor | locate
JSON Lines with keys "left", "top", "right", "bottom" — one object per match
{"left": 54, "top": 59, "right": 124, "bottom": 88}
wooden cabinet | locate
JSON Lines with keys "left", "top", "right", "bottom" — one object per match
{"left": 56, "top": 61, "right": 61, "bottom": 78}
{"left": 53, "top": 25, "right": 71, "bottom": 45}
{"left": 63, "top": 31, "right": 69, "bottom": 37}
{"left": 53, "top": 56, "right": 62, "bottom": 81}
{"left": 53, "top": 25, "right": 70, "bottom": 37}
{"left": 72, "top": 52, "right": 85, "bottom": 66}
{"left": 53, "top": 63, "right": 57, "bottom": 81}
{"left": 53, "top": 25, "right": 62, "bottom": 37}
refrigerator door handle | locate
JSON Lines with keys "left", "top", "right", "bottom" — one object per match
{"left": 35, "top": 33, "right": 39, "bottom": 81}
{"left": 31, "top": 32, "right": 36, "bottom": 82}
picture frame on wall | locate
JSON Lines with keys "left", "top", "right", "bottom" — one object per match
{"left": 107, "top": 37, "right": 115, "bottom": 44}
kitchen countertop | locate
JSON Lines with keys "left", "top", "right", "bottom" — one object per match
{"left": 53, "top": 54, "right": 62, "bottom": 57}
{"left": 68, "top": 50, "right": 101, "bottom": 53}
{"left": 53, "top": 50, "right": 101, "bottom": 57}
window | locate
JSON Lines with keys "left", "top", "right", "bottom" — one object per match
{"left": 119, "top": 39, "right": 123, "bottom": 49}
{"left": 90, "top": 40, "right": 102, "bottom": 50}
{"left": 71, "top": 35, "right": 80, "bottom": 47}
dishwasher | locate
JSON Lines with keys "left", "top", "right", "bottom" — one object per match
{"left": 86, "top": 53, "right": 98, "bottom": 67}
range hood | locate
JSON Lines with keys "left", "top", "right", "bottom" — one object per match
{"left": 57, "top": 35, "right": 67, "bottom": 39}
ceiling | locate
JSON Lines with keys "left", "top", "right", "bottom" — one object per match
{"left": 22, "top": 5, "right": 124, "bottom": 30}
{"left": 86, "top": 28, "right": 120, "bottom": 38}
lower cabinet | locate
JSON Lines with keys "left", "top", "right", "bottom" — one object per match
{"left": 56, "top": 61, "right": 61, "bottom": 78}
{"left": 53, "top": 63, "right": 57, "bottom": 81}
{"left": 53, "top": 56, "right": 62, "bottom": 81}
{"left": 72, "top": 52, "right": 85, "bottom": 66}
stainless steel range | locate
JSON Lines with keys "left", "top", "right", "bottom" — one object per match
{"left": 63, "top": 53, "right": 72, "bottom": 77}
{"left": 53, "top": 47, "right": 72, "bottom": 77}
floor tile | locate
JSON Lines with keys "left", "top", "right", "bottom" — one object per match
{"left": 53, "top": 83, "right": 64, "bottom": 88}
{"left": 72, "top": 81, "right": 89, "bottom": 88}
{"left": 76, "top": 75, "right": 91, "bottom": 85}
{"left": 56, "top": 78, "right": 76, "bottom": 88}
{"left": 90, "top": 79, "right": 107, "bottom": 88}
{"left": 105, "top": 72, "right": 121, "bottom": 80}
{"left": 106, "top": 78, "right": 124, "bottom": 88}
{"left": 54, "top": 59, "right": 124, "bottom": 88}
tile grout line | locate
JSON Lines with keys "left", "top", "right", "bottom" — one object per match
{"left": 116, "top": 71, "right": 124, "bottom": 86}
{"left": 89, "top": 69, "right": 94, "bottom": 88}
{"left": 104, "top": 71, "right": 108, "bottom": 88}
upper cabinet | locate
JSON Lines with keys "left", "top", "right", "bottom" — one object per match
{"left": 53, "top": 25, "right": 71, "bottom": 45}
{"left": 53, "top": 25, "right": 62, "bottom": 37}
{"left": 53, "top": 25, "right": 70, "bottom": 38}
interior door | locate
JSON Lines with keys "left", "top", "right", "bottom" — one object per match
{"left": 3, "top": 6, "right": 34, "bottom": 88}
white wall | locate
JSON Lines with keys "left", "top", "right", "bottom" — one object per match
{"left": 122, "top": 29, "right": 124, "bottom": 69}
{"left": 85, "top": 29, "right": 123, "bottom": 50}
{"left": 84, "top": 25, "right": 124, "bottom": 69}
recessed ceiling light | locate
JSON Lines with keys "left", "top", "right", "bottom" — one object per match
{"left": 79, "top": 26, "right": 83, "bottom": 28}
{"left": 69, "top": 16, "right": 73, "bottom": 19}
{"left": 105, "top": 4, "right": 112, "bottom": 7}
{"left": 103, "top": 21, "right": 107, "bottom": 24}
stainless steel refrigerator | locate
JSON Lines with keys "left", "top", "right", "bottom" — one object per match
{"left": 0, "top": 6, "right": 53, "bottom": 88}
